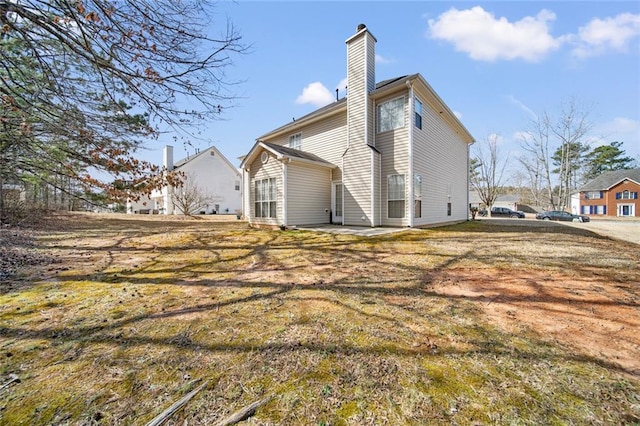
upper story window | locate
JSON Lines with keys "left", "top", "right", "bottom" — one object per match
{"left": 377, "top": 97, "right": 404, "bottom": 133}
{"left": 288, "top": 133, "right": 301, "bottom": 150}
{"left": 585, "top": 191, "right": 602, "bottom": 199}
{"left": 235, "top": 180, "right": 240, "bottom": 191}
{"left": 616, "top": 190, "right": 638, "bottom": 200}
{"left": 414, "top": 98, "right": 423, "bottom": 130}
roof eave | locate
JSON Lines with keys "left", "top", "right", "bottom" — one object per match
{"left": 257, "top": 100, "right": 347, "bottom": 141}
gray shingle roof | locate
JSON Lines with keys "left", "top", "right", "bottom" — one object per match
{"left": 580, "top": 168, "right": 640, "bottom": 191}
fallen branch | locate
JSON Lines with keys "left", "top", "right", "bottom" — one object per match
{"left": 215, "top": 395, "right": 272, "bottom": 426}
{"left": 146, "top": 379, "right": 208, "bottom": 426}
{"left": 0, "top": 374, "right": 20, "bottom": 393}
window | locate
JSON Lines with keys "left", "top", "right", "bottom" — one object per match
{"left": 288, "top": 133, "right": 301, "bottom": 150}
{"left": 585, "top": 191, "right": 602, "bottom": 199}
{"left": 616, "top": 190, "right": 638, "bottom": 199}
{"left": 235, "top": 180, "right": 240, "bottom": 191}
{"left": 254, "top": 178, "right": 277, "bottom": 218}
{"left": 377, "top": 97, "right": 404, "bottom": 133}
{"left": 414, "top": 174, "right": 422, "bottom": 218}
{"left": 387, "top": 174, "right": 405, "bottom": 218}
{"left": 414, "top": 98, "right": 423, "bottom": 130}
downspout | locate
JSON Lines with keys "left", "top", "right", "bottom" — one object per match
{"left": 467, "top": 143, "right": 471, "bottom": 221}
{"left": 341, "top": 156, "right": 345, "bottom": 225}
{"left": 371, "top": 151, "right": 375, "bottom": 227}
{"left": 379, "top": 151, "right": 382, "bottom": 226}
{"left": 282, "top": 159, "right": 288, "bottom": 227}
{"left": 407, "top": 80, "right": 414, "bottom": 228}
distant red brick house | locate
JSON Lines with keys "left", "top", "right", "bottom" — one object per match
{"left": 579, "top": 169, "right": 640, "bottom": 217}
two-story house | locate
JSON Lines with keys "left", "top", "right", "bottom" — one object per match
{"left": 579, "top": 168, "right": 640, "bottom": 217}
{"left": 128, "top": 145, "right": 242, "bottom": 215}
{"left": 240, "top": 24, "right": 475, "bottom": 228}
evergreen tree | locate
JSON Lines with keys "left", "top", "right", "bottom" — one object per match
{"left": 583, "top": 142, "right": 636, "bottom": 181}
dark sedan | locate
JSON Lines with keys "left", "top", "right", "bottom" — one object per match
{"left": 535, "top": 210, "right": 590, "bottom": 222}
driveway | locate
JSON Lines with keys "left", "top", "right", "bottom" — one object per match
{"left": 480, "top": 216, "right": 640, "bottom": 245}
{"left": 564, "top": 218, "right": 640, "bottom": 245}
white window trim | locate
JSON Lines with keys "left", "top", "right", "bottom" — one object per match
{"left": 377, "top": 97, "right": 405, "bottom": 134}
{"left": 414, "top": 97, "right": 423, "bottom": 130}
{"left": 254, "top": 177, "right": 277, "bottom": 219}
{"left": 288, "top": 133, "right": 302, "bottom": 150}
{"left": 387, "top": 174, "right": 406, "bottom": 219}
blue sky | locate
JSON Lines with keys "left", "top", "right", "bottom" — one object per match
{"left": 145, "top": 1, "right": 640, "bottom": 176}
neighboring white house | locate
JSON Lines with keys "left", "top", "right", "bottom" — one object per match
{"left": 240, "top": 24, "right": 475, "bottom": 228}
{"left": 127, "top": 145, "right": 242, "bottom": 215}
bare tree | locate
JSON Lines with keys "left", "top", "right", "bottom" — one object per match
{"left": 0, "top": 1, "right": 247, "bottom": 212}
{"left": 170, "top": 174, "right": 221, "bottom": 216}
{"left": 518, "top": 98, "right": 592, "bottom": 211}
{"left": 470, "top": 134, "right": 509, "bottom": 216}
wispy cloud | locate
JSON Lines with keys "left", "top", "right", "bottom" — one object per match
{"left": 571, "top": 13, "right": 640, "bottom": 58}
{"left": 427, "top": 6, "right": 563, "bottom": 62}
{"left": 507, "top": 95, "right": 538, "bottom": 120}
{"left": 375, "top": 54, "right": 394, "bottom": 64}
{"left": 592, "top": 117, "right": 640, "bottom": 157}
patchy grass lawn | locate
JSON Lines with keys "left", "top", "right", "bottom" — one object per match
{"left": 1, "top": 213, "right": 639, "bottom": 425}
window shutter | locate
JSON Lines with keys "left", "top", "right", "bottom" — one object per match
{"left": 600, "top": 191, "right": 603, "bottom": 199}
{"left": 616, "top": 192, "right": 621, "bottom": 199}
{"left": 634, "top": 192, "right": 638, "bottom": 199}
{"left": 603, "top": 205, "right": 606, "bottom": 215}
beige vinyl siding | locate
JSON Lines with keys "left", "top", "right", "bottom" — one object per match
{"left": 263, "top": 113, "right": 346, "bottom": 182}
{"left": 372, "top": 149, "right": 381, "bottom": 225}
{"left": 286, "top": 163, "right": 331, "bottom": 226}
{"left": 249, "top": 151, "right": 283, "bottom": 226}
{"left": 376, "top": 94, "right": 410, "bottom": 226}
{"left": 343, "top": 145, "right": 373, "bottom": 226}
{"left": 343, "top": 30, "right": 374, "bottom": 226}
{"left": 412, "top": 93, "right": 469, "bottom": 226}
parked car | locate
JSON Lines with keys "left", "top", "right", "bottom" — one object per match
{"left": 486, "top": 207, "right": 525, "bottom": 218}
{"left": 535, "top": 210, "right": 590, "bottom": 222}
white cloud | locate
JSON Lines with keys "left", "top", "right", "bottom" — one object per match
{"left": 571, "top": 13, "right": 640, "bottom": 58}
{"left": 295, "top": 82, "right": 334, "bottom": 108}
{"left": 487, "top": 132, "right": 504, "bottom": 145}
{"left": 375, "top": 54, "right": 393, "bottom": 64}
{"left": 428, "top": 6, "right": 562, "bottom": 62}
{"left": 336, "top": 77, "right": 348, "bottom": 90}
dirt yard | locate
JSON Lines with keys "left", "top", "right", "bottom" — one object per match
{"left": 1, "top": 213, "right": 639, "bottom": 425}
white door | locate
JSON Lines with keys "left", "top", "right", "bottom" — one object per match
{"left": 618, "top": 204, "right": 634, "bottom": 216}
{"left": 332, "top": 182, "right": 343, "bottom": 224}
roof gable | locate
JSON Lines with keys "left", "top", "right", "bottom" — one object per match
{"left": 256, "top": 74, "right": 474, "bottom": 145}
{"left": 580, "top": 168, "right": 640, "bottom": 191}
{"left": 240, "top": 141, "right": 336, "bottom": 169}
{"left": 173, "top": 146, "right": 241, "bottom": 177}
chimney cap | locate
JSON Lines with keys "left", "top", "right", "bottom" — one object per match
{"left": 357, "top": 23, "right": 366, "bottom": 32}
